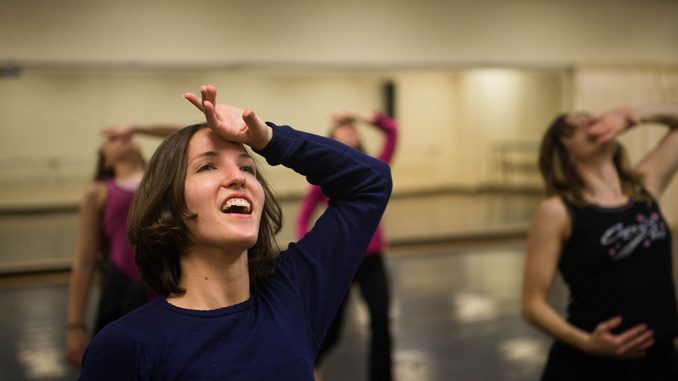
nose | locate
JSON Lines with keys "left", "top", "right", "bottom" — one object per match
{"left": 221, "top": 164, "right": 246, "bottom": 189}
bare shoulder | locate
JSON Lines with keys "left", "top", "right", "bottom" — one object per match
{"left": 538, "top": 196, "right": 567, "bottom": 217}
{"left": 532, "top": 196, "right": 571, "bottom": 238}
{"left": 82, "top": 182, "right": 107, "bottom": 210}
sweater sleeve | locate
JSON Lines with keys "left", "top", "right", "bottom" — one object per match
{"left": 373, "top": 113, "right": 398, "bottom": 164}
{"left": 255, "top": 122, "right": 392, "bottom": 346}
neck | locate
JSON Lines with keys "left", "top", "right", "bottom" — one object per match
{"left": 113, "top": 158, "right": 145, "bottom": 184}
{"left": 168, "top": 246, "right": 250, "bottom": 310}
{"left": 573, "top": 158, "right": 627, "bottom": 205}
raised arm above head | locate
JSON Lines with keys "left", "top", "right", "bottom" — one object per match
{"left": 633, "top": 104, "right": 678, "bottom": 198}
{"left": 587, "top": 104, "right": 678, "bottom": 198}
{"left": 101, "top": 123, "right": 182, "bottom": 139}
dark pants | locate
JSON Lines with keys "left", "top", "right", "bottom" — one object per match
{"left": 94, "top": 262, "right": 149, "bottom": 334}
{"left": 541, "top": 340, "right": 678, "bottom": 381}
{"left": 316, "top": 254, "right": 393, "bottom": 381}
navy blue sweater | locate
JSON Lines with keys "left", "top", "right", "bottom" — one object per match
{"left": 79, "top": 123, "right": 392, "bottom": 380}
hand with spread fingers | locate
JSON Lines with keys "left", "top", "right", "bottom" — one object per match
{"left": 583, "top": 316, "right": 655, "bottom": 359}
{"left": 184, "top": 84, "right": 272, "bottom": 150}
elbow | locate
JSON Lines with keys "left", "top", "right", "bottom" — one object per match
{"left": 363, "top": 157, "right": 392, "bottom": 200}
{"left": 376, "top": 161, "right": 393, "bottom": 195}
{"left": 383, "top": 165, "right": 393, "bottom": 196}
{"left": 521, "top": 299, "right": 538, "bottom": 326}
{"left": 375, "top": 163, "right": 393, "bottom": 206}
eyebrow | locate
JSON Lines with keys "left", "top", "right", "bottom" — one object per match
{"left": 188, "top": 151, "right": 255, "bottom": 166}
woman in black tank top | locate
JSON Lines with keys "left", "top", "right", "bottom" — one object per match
{"left": 521, "top": 104, "right": 678, "bottom": 380}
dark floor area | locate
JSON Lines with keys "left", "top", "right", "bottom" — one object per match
{"left": 0, "top": 239, "right": 562, "bottom": 381}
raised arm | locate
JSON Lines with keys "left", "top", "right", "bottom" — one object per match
{"left": 101, "top": 122, "right": 183, "bottom": 140}
{"left": 66, "top": 183, "right": 105, "bottom": 367}
{"left": 522, "top": 197, "right": 654, "bottom": 359}
{"left": 370, "top": 113, "right": 398, "bottom": 163}
{"left": 588, "top": 104, "right": 678, "bottom": 198}
{"left": 259, "top": 122, "right": 392, "bottom": 344}
{"left": 633, "top": 105, "right": 678, "bottom": 198}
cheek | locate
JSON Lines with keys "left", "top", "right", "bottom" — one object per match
{"left": 183, "top": 178, "right": 211, "bottom": 212}
{"left": 103, "top": 145, "right": 115, "bottom": 159}
{"left": 252, "top": 183, "right": 266, "bottom": 217}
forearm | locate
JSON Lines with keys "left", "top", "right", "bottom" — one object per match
{"left": 67, "top": 260, "right": 96, "bottom": 327}
{"left": 372, "top": 113, "right": 398, "bottom": 163}
{"left": 633, "top": 104, "right": 678, "bottom": 197}
{"left": 635, "top": 104, "right": 678, "bottom": 129}
{"left": 131, "top": 123, "right": 183, "bottom": 138}
{"left": 262, "top": 123, "right": 392, "bottom": 342}
{"left": 523, "top": 299, "right": 591, "bottom": 351}
{"left": 256, "top": 123, "right": 391, "bottom": 202}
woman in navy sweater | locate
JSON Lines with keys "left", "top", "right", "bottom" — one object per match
{"left": 79, "top": 84, "right": 392, "bottom": 380}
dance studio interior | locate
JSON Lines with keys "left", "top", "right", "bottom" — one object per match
{"left": 1, "top": 1, "right": 678, "bottom": 380}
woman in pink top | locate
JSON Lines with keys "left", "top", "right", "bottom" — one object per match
{"left": 65, "top": 123, "right": 179, "bottom": 368}
{"left": 297, "top": 110, "right": 398, "bottom": 381}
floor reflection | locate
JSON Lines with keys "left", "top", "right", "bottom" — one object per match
{"left": 3, "top": 237, "right": 678, "bottom": 380}
{"left": 17, "top": 325, "right": 68, "bottom": 379}
{"left": 451, "top": 293, "right": 498, "bottom": 323}
{"left": 0, "top": 286, "right": 80, "bottom": 380}
{"left": 318, "top": 240, "right": 558, "bottom": 381}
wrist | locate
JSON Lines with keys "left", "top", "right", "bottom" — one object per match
{"left": 612, "top": 106, "right": 639, "bottom": 130}
{"left": 572, "top": 331, "right": 594, "bottom": 353}
{"left": 363, "top": 111, "right": 379, "bottom": 124}
{"left": 249, "top": 125, "right": 273, "bottom": 151}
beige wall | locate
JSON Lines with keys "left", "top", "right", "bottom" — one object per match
{"left": 0, "top": 67, "right": 569, "bottom": 207}
{"left": 393, "top": 69, "right": 570, "bottom": 189}
{"left": 0, "top": 69, "right": 386, "bottom": 206}
{"left": 0, "top": 0, "right": 676, "bottom": 209}
{"left": 2, "top": 0, "right": 677, "bottom": 67}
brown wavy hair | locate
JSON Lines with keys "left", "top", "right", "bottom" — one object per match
{"left": 93, "top": 149, "right": 116, "bottom": 181}
{"left": 128, "top": 123, "right": 283, "bottom": 295}
{"left": 538, "top": 114, "right": 651, "bottom": 207}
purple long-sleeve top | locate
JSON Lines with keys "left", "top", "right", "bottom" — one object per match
{"left": 296, "top": 113, "right": 397, "bottom": 255}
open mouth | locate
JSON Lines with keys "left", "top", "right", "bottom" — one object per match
{"left": 221, "top": 197, "right": 252, "bottom": 215}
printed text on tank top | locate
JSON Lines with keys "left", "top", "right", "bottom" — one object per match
{"left": 600, "top": 209, "right": 668, "bottom": 261}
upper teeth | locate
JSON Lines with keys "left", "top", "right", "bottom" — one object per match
{"left": 223, "top": 198, "right": 251, "bottom": 211}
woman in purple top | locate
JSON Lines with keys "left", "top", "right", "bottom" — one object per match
{"left": 297, "top": 110, "right": 398, "bottom": 381}
{"left": 66, "top": 123, "right": 179, "bottom": 367}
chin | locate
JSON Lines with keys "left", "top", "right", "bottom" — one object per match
{"left": 226, "top": 234, "right": 258, "bottom": 250}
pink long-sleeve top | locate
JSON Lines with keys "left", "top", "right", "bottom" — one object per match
{"left": 296, "top": 113, "right": 397, "bottom": 255}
